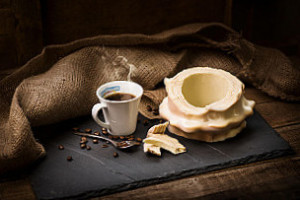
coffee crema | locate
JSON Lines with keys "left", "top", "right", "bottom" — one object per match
{"left": 104, "top": 92, "right": 135, "bottom": 101}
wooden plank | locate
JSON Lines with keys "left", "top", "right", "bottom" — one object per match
{"left": 0, "top": 8, "right": 17, "bottom": 69}
{"left": 0, "top": 9, "right": 15, "bottom": 35}
{"left": 0, "top": 179, "right": 36, "bottom": 200}
{"left": 42, "top": 0, "right": 227, "bottom": 44}
{"left": 0, "top": 0, "right": 10, "bottom": 8}
{"left": 0, "top": 36, "right": 17, "bottom": 69}
{"left": 97, "top": 157, "right": 300, "bottom": 200}
{"left": 0, "top": 1, "right": 43, "bottom": 69}
{"left": 224, "top": 0, "right": 233, "bottom": 27}
{"left": 9, "top": 0, "right": 43, "bottom": 67}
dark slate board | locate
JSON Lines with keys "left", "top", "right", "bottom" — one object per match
{"left": 29, "top": 110, "right": 293, "bottom": 200}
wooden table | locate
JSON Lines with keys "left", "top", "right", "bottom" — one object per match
{"left": 1, "top": 87, "right": 299, "bottom": 200}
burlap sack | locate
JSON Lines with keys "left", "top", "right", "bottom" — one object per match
{"left": 0, "top": 23, "right": 299, "bottom": 174}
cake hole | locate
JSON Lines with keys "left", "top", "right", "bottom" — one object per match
{"left": 182, "top": 73, "right": 228, "bottom": 107}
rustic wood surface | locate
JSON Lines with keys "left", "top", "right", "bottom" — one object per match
{"left": 0, "top": 0, "right": 231, "bottom": 70}
{"left": 0, "top": 87, "right": 299, "bottom": 200}
{"left": 0, "top": 0, "right": 43, "bottom": 70}
{"left": 41, "top": 0, "right": 229, "bottom": 45}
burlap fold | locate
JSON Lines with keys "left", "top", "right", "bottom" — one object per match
{"left": 0, "top": 23, "right": 299, "bottom": 174}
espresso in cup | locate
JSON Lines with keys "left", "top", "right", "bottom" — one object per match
{"left": 92, "top": 81, "right": 143, "bottom": 135}
{"left": 105, "top": 92, "right": 135, "bottom": 101}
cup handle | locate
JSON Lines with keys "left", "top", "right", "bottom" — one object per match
{"left": 92, "top": 103, "right": 110, "bottom": 129}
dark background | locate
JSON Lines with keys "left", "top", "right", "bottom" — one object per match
{"left": 1, "top": 0, "right": 299, "bottom": 74}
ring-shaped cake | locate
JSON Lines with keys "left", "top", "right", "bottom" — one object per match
{"left": 159, "top": 67, "right": 255, "bottom": 142}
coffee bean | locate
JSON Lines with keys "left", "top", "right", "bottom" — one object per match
{"left": 67, "top": 156, "right": 72, "bottom": 161}
{"left": 120, "top": 141, "right": 129, "bottom": 147}
{"left": 72, "top": 127, "right": 79, "bottom": 132}
{"left": 81, "top": 136, "right": 87, "bottom": 142}
{"left": 146, "top": 105, "right": 152, "bottom": 112}
{"left": 128, "top": 138, "right": 134, "bottom": 141}
{"left": 120, "top": 136, "right": 125, "bottom": 139}
{"left": 58, "top": 145, "right": 64, "bottom": 150}
{"left": 94, "top": 131, "right": 100, "bottom": 136}
{"left": 86, "top": 146, "right": 91, "bottom": 150}
{"left": 80, "top": 143, "right": 86, "bottom": 149}
{"left": 113, "top": 152, "right": 118, "bottom": 158}
{"left": 108, "top": 135, "right": 113, "bottom": 139}
{"left": 102, "top": 130, "right": 108, "bottom": 135}
{"left": 136, "top": 137, "right": 142, "bottom": 142}
{"left": 85, "top": 128, "right": 92, "bottom": 133}
{"left": 102, "top": 144, "right": 109, "bottom": 148}
{"left": 143, "top": 120, "right": 149, "bottom": 126}
{"left": 117, "top": 142, "right": 128, "bottom": 147}
{"left": 134, "top": 142, "right": 141, "bottom": 146}
{"left": 112, "top": 135, "right": 119, "bottom": 139}
{"left": 80, "top": 140, "right": 86, "bottom": 144}
{"left": 93, "top": 139, "right": 98, "bottom": 144}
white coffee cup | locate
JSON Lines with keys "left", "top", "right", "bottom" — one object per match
{"left": 92, "top": 81, "right": 143, "bottom": 136}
